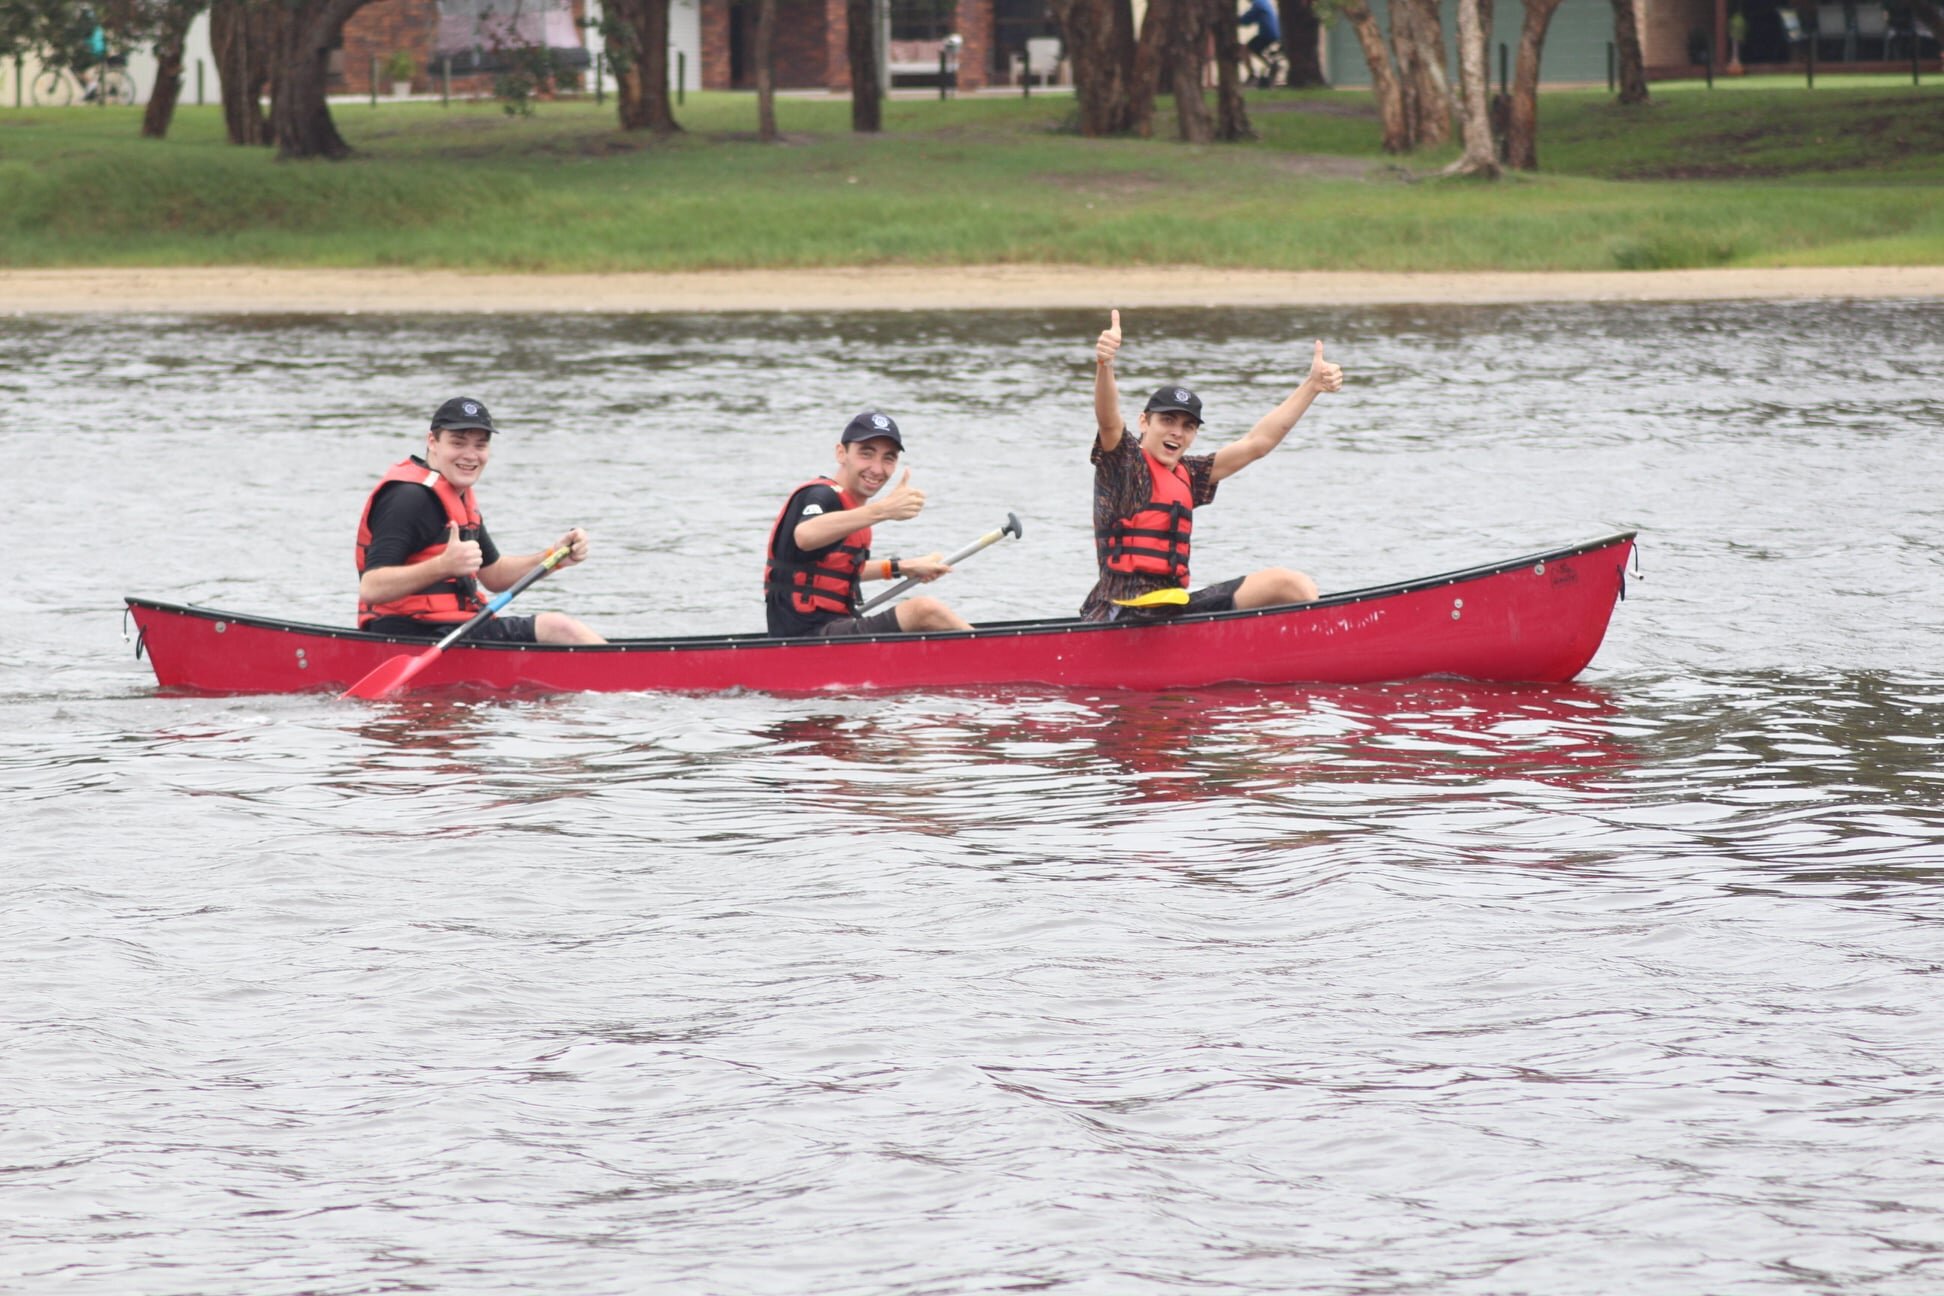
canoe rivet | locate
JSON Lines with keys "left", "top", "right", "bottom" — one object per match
{"left": 1534, "top": 562, "right": 1546, "bottom": 575}
{"left": 213, "top": 621, "right": 227, "bottom": 634}
{"left": 1453, "top": 598, "right": 1464, "bottom": 609}
{"left": 1451, "top": 609, "right": 1462, "bottom": 621}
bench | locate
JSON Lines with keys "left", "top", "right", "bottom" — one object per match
{"left": 887, "top": 38, "right": 959, "bottom": 84}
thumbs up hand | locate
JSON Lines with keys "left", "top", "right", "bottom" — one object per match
{"left": 1306, "top": 339, "right": 1344, "bottom": 394}
{"left": 440, "top": 521, "right": 483, "bottom": 576}
{"left": 1096, "top": 309, "right": 1123, "bottom": 367}
{"left": 874, "top": 468, "right": 927, "bottom": 522}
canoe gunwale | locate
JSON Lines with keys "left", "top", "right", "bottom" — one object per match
{"left": 125, "top": 530, "right": 1638, "bottom": 655}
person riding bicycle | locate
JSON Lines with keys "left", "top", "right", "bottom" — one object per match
{"left": 1237, "top": 0, "right": 1283, "bottom": 86}
{"left": 80, "top": 21, "right": 107, "bottom": 101}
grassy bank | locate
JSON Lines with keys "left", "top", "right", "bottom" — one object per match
{"left": 0, "top": 80, "right": 1938, "bottom": 272}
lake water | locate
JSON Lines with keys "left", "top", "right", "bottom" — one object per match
{"left": 3, "top": 301, "right": 1942, "bottom": 1295}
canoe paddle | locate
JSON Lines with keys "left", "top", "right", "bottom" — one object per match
{"left": 857, "top": 512, "right": 1023, "bottom": 614}
{"left": 340, "top": 544, "right": 572, "bottom": 700}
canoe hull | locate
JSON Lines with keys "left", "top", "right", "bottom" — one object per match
{"left": 125, "top": 533, "right": 1636, "bottom": 696}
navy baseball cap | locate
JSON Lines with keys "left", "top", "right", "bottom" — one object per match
{"left": 1143, "top": 385, "right": 1203, "bottom": 423}
{"left": 841, "top": 411, "right": 904, "bottom": 449}
{"left": 431, "top": 396, "right": 496, "bottom": 434}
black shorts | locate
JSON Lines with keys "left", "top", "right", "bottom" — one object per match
{"left": 1107, "top": 576, "right": 1245, "bottom": 623}
{"left": 814, "top": 608, "right": 905, "bottom": 638}
{"left": 364, "top": 614, "right": 539, "bottom": 643}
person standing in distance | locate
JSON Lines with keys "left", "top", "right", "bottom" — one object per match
{"left": 355, "top": 397, "right": 605, "bottom": 644}
{"left": 1081, "top": 309, "right": 1344, "bottom": 622}
{"left": 764, "top": 411, "right": 973, "bottom": 638}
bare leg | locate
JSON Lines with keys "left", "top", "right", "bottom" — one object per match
{"left": 1234, "top": 567, "right": 1319, "bottom": 609}
{"left": 534, "top": 611, "right": 606, "bottom": 644}
{"left": 894, "top": 597, "right": 973, "bottom": 632}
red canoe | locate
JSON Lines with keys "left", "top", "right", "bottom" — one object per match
{"left": 124, "top": 532, "right": 1636, "bottom": 696}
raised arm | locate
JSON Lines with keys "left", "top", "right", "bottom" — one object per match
{"left": 1095, "top": 309, "right": 1125, "bottom": 451}
{"left": 1209, "top": 339, "right": 1344, "bottom": 484}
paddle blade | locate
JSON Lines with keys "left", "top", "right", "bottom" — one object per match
{"left": 340, "top": 646, "right": 443, "bottom": 700}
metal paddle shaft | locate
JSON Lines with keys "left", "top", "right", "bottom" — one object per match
{"left": 856, "top": 512, "right": 1022, "bottom": 615}
{"left": 341, "top": 544, "right": 572, "bottom": 700}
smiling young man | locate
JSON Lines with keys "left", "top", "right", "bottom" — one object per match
{"left": 355, "top": 396, "right": 605, "bottom": 644}
{"left": 763, "top": 411, "right": 973, "bottom": 638}
{"left": 1081, "top": 310, "right": 1345, "bottom": 622}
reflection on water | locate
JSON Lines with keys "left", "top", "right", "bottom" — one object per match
{"left": 4, "top": 303, "right": 1944, "bottom": 1294}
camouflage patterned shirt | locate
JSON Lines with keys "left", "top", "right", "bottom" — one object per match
{"left": 1079, "top": 429, "right": 1219, "bottom": 622}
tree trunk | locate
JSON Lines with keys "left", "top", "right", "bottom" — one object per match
{"left": 1505, "top": 0, "right": 1564, "bottom": 168}
{"left": 1125, "top": 0, "right": 1172, "bottom": 137}
{"left": 755, "top": 0, "right": 777, "bottom": 140}
{"left": 1445, "top": 0, "right": 1500, "bottom": 176}
{"left": 1168, "top": 0, "right": 1212, "bottom": 143}
{"left": 141, "top": 1, "right": 203, "bottom": 139}
{"left": 1338, "top": 0, "right": 1409, "bottom": 153}
{"left": 270, "top": 0, "right": 372, "bottom": 160}
{"left": 210, "top": 0, "right": 274, "bottom": 146}
{"left": 1389, "top": 0, "right": 1422, "bottom": 146}
{"left": 1051, "top": 0, "right": 1141, "bottom": 136}
{"left": 609, "top": 0, "right": 681, "bottom": 133}
{"left": 844, "top": 0, "right": 880, "bottom": 131}
{"left": 1278, "top": 0, "right": 1324, "bottom": 86}
{"left": 1609, "top": 0, "right": 1648, "bottom": 103}
{"left": 1210, "top": 0, "right": 1252, "bottom": 140}
{"left": 1402, "top": 0, "right": 1452, "bottom": 144}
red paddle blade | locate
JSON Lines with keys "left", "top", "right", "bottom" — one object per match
{"left": 340, "top": 646, "right": 443, "bottom": 700}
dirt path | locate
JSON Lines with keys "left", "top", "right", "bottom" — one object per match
{"left": 4, "top": 264, "right": 1940, "bottom": 314}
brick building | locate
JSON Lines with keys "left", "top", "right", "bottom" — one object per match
{"left": 336, "top": 0, "right": 594, "bottom": 96}
{"left": 697, "top": 0, "right": 1062, "bottom": 92}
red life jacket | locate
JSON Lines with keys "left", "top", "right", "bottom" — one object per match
{"left": 764, "top": 478, "right": 872, "bottom": 618}
{"left": 1104, "top": 451, "right": 1195, "bottom": 586}
{"left": 355, "top": 459, "right": 488, "bottom": 626}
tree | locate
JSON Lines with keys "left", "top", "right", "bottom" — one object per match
{"left": 606, "top": 0, "right": 681, "bottom": 133}
{"left": 1210, "top": 0, "right": 1253, "bottom": 141}
{"left": 754, "top": 0, "right": 776, "bottom": 140}
{"left": 844, "top": 0, "right": 878, "bottom": 131}
{"left": 209, "top": 0, "right": 274, "bottom": 145}
{"left": 1392, "top": 0, "right": 1451, "bottom": 145}
{"left": 1334, "top": 0, "right": 1410, "bottom": 153}
{"left": 1608, "top": 0, "right": 1647, "bottom": 103}
{"left": 1049, "top": 0, "right": 1142, "bottom": 136}
{"left": 266, "top": 0, "right": 377, "bottom": 158}
{"left": 1504, "top": 0, "right": 1563, "bottom": 168}
{"left": 141, "top": 0, "right": 206, "bottom": 138}
{"left": 1277, "top": 0, "right": 1325, "bottom": 86}
{"left": 1445, "top": 0, "right": 1500, "bottom": 176}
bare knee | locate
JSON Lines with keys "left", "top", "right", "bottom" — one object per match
{"left": 895, "top": 597, "right": 972, "bottom": 632}
{"left": 1237, "top": 567, "right": 1317, "bottom": 609}
{"left": 534, "top": 612, "right": 606, "bottom": 644}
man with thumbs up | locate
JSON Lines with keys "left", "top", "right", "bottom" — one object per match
{"left": 763, "top": 411, "right": 973, "bottom": 638}
{"left": 1082, "top": 311, "right": 1344, "bottom": 622}
{"left": 355, "top": 396, "right": 604, "bottom": 644}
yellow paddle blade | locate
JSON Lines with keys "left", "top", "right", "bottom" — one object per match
{"left": 1112, "top": 587, "right": 1190, "bottom": 608}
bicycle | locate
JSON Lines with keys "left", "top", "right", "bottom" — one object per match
{"left": 31, "top": 55, "right": 136, "bottom": 106}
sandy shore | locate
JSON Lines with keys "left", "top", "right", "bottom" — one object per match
{"left": 3, "top": 265, "right": 1940, "bottom": 314}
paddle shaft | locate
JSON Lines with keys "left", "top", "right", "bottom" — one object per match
{"left": 856, "top": 512, "right": 1022, "bottom": 614}
{"left": 340, "top": 544, "right": 571, "bottom": 699}
{"left": 430, "top": 545, "right": 571, "bottom": 652}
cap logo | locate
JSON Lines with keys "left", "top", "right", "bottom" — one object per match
{"left": 871, "top": 415, "right": 890, "bottom": 430}
{"left": 463, "top": 402, "right": 480, "bottom": 416}
{"left": 1173, "top": 389, "right": 1190, "bottom": 403}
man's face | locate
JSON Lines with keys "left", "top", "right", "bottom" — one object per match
{"left": 425, "top": 428, "right": 491, "bottom": 490}
{"left": 834, "top": 437, "right": 901, "bottom": 498}
{"left": 1138, "top": 410, "right": 1200, "bottom": 468}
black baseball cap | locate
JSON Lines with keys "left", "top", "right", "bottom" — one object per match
{"left": 840, "top": 411, "right": 904, "bottom": 449}
{"left": 1143, "top": 385, "right": 1203, "bottom": 423}
{"left": 431, "top": 396, "right": 496, "bottom": 434}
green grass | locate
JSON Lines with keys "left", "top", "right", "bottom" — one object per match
{"left": 0, "top": 80, "right": 1938, "bottom": 272}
